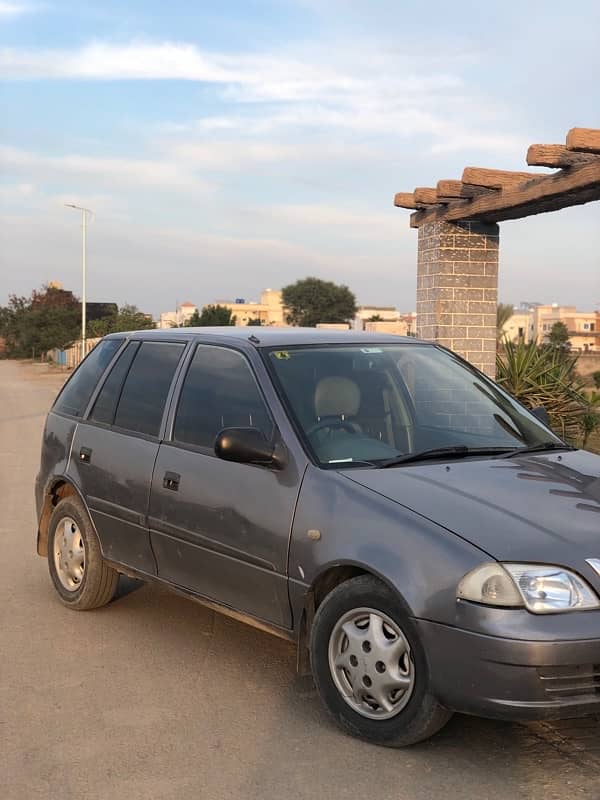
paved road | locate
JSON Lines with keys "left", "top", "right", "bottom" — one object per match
{"left": 2, "top": 359, "right": 600, "bottom": 800}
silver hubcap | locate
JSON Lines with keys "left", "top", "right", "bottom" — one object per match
{"left": 328, "top": 607, "right": 414, "bottom": 720}
{"left": 53, "top": 516, "right": 85, "bottom": 591}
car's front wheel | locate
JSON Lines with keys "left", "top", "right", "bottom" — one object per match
{"left": 47, "top": 495, "right": 119, "bottom": 610}
{"left": 310, "top": 575, "right": 452, "bottom": 746}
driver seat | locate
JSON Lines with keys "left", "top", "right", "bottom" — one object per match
{"left": 314, "top": 376, "right": 362, "bottom": 432}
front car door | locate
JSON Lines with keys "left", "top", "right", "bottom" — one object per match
{"left": 148, "top": 342, "right": 305, "bottom": 629}
{"left": 68, "top": 338, "right": 187, "bottom": 574}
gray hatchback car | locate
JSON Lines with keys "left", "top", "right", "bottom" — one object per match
{"left": 36, "top": 328, "right": 600, "bottom": 746}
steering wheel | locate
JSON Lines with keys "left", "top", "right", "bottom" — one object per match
{"left": 306, "top": 417, "right": 359, "bottom": 437}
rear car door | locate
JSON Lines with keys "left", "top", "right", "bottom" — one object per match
{"left": 148, "top": 343, "right": 301, "bottom": 628}
{"left": 68, "top": 339, "right": 187, "bottom": 574}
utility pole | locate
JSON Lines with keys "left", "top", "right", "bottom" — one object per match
{"left": 65, "top": 204, "right": 93, "bottom": 361}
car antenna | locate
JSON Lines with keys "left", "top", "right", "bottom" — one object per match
{"left": 248, "top": 334, "right": 261, "bottom": 344}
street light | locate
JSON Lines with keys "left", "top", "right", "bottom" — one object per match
{"left": 65, "top": 204, "right": 94, "bottom": 361}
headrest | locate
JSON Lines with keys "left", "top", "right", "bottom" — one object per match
{"left": 314, "top": 376, "right": 360, "bottom": 419}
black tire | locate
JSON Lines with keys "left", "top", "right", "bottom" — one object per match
{"left": 310, "top": 575, "right": 452, "bottom": 747}
{"left": 47, "top": 495, "right": 119, "bottom": 610}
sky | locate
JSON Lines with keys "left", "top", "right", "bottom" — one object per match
{"left": 1, "top": 0, "right": 599, "bottom": 317}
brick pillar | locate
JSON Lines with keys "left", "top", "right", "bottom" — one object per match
{"left": 416, "top": 219, "right": 499, "bottom": 377}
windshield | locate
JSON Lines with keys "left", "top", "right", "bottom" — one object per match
{"left": 265, "top": 343, "right": 562, "bottom": 467}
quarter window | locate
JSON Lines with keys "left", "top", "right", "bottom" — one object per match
{"left": 173, "top": 346, "right": 273, "bottom": 449}
{"left": 53, "top": 338, "right": 123, "bottom": 417}
{"left": 114, "top": 342, "right": 185, "bottom": 437}
{"left": 89, "top": 341, "right": 140, "bottom": 425}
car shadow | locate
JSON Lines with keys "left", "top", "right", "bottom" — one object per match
{"left": 112, "top": 574, "right": 146, "bottom": 602}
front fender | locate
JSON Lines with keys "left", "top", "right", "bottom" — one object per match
{"left": 289, "top": 466, "right": 488, "bottom": 626}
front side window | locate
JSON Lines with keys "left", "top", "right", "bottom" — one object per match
{"left": 53, "top": 338, "right": 123, "bottom": 417}
{"left": 113, "top": 341, "right": 185, "bottom": 437}
{"left": 266, "top": 344, "right": 560, "bottom": 466}
{"left": 173, "top": 345, "right": 273, "bottom": 449}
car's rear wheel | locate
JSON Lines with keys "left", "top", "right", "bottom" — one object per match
{"left": 310, "top": 575, "right": 452, "bottom": 746}
{"left": 47, "top": 495, "right": 119, "bottom": 610}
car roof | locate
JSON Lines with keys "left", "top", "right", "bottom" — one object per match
{"left": 107, "top": 327, "right": 428, "bottom": 348}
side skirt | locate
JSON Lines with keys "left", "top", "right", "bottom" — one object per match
{"left": 105, "top": 559, "right": 296, "bottom": 644}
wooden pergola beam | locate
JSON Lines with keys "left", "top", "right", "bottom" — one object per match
{"left": 413, "top": 188, "right": 439, "bottom": 205}
{"left": 462, "top": 167, "right": 547, "bottom": 189}
{"left": 410, "top": 160, "right": 600, "bottom": 227}
{"left": 566, "top": 127, "right": 600, "bottom": 154}
{"left": 436, "top": 179, "right": 493, "bottom": 199}
{"left": 394, "top": 192, "right": 418, "bottom": 209}
{"left": 527, "top": 144, "right": 599, "bottom": 168}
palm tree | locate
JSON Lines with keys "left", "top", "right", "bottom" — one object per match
{"left": 496, "top": 340, "right": 587, "bottom": 441}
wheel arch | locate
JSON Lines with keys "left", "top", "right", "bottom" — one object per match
{"left": 295, "top": 560, "right": 414, "bottom": 675}
{"left": 37, "top": 477, "right": 88, "bottom": 557}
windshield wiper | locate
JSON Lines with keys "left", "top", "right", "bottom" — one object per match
{"left": 379, "top": 446, "right": 514, "bottom": 468}
{"left": 500, "top": 442, "right": 578, "bottom": 458}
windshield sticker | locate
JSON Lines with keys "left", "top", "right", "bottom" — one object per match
{"left": 360, "top": 347, "right": 383, "bottom": 354}
{"left": 273, "top": 350, "right": 290, "bottom": 360}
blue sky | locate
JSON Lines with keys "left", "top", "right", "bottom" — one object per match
{"left": 1, "top": 0, "right": 599, "bottom": 315}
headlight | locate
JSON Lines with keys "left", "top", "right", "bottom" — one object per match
{"left": 457, "top": 563, "right": 599, "bottom": 613}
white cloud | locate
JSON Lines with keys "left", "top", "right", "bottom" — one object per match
{"left": 0, "top": 1, "right": 35, "bottom": 19}
{"left": 0, "top": 144, "right": 210, "bottom": 190}
{"left": 0, "top": 210, "right": 416, "bottom": 314}
{"left": 265, "top": 204, "right": 399, "bottom": 239}
{"left": 0, "top": 39, "right": 521, "bottom": 155}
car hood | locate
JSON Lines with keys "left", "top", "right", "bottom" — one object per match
{"left": 342, "top": 449, "right": 600, "bottom": 566}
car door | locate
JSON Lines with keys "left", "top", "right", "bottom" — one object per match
{"left": 68, "top": 338, "right": 187, "bottom": 574}
{"left": 148, "top": 343, "right": 302, "bottom": 629}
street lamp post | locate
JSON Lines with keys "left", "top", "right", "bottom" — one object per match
{"left": 65, "top": 204, "right": 93, "bottom": 361}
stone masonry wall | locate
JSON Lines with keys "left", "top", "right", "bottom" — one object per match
{"left": 416, "top": 219, "right": 499, "bottom": 377}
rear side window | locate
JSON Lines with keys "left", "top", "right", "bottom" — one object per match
{"left": 113, "top": 341, "right": 185, "bottom": 437}
{"left": 89, "top": 341, "right": 140, "bottom": 425}
{"left": 53, "top": 339, "right": 123, "bottom": 417}
{"left": 173, "top": 345, "right": 273, "bottom": 449}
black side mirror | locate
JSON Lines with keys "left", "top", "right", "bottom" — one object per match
{"left": 530, "top": 406, "right": 551, "bottom": 427}
{"left": 214, "top": 427, "right": 285, "bottom": 469}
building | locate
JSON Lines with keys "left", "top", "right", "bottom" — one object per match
{"left": 500, "top": 304, "right": 599, "bottom": 352}
{"left": 531, "top": 305, "right": 599, "bottom": 352}
{"left": 215, "top": 289, "right": 287, "bottom": 327}
{"left": 355, "top": 306, "right": 401, "bottom": 323}
{"left": 501, "top": 311, "right": 534, "bottom": 344}
{"left": 158, "top": 302, "right": 198, "bottom": 329}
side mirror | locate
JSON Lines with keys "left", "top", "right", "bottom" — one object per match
{"left": 214, "top": 427, "right": 285, "bottom": 469}
{"left": 530, "top": 406, "right": 551, "bottom": 427}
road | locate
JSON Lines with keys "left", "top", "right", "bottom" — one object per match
{"left": 2, "top": 358, "right": 600, "bottom": 800}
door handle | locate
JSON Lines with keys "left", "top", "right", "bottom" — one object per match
{"left": 79, "top": 447, "right": 92, "bottom": 464}
{"left": 163, "top": 471, "right": 180, "bottom": 491}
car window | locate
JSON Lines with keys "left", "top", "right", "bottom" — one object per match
{"left": 89, "top": 341, "right": 140, "bottom": 425}
{"left": 53, "top": 338, "right": 123, "bottom": 418}
{"left": 173, "top": 345, "right": 273, "bottom": 449}
{"left": 113, "top": 341, "right": 185, "bottom": 437}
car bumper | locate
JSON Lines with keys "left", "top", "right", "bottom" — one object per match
{"left": 416, "top": 617, "right": 600, "bottom": 721}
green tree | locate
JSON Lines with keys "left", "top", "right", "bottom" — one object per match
{"left": 281, "top": 277, "right": 357, "bottom": 327}
{"left": 196, "top": 304, "right": 237, "bottom": 326}
{"left": 185, "top": 309, "right": 202, "bottom": 327}
{"left": 581, "top": 391, "right": 600, "bottom": 450}
{"left": 367, "top": 314, "right": 384, "bottom": 322}
{"left": 0, "top": 285, "right": 80, "bottom": 358}
{"left": 247, "top": 317, "right": 263, "bottom": 326}
{"left": 87, "top": 304, "right": 155, "bottom": 337}
{"left": 547, "top": 320, "right": 570, "bottom": 350}
{"left": 592, "top": 371, "right": 600, "bottom": 390}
